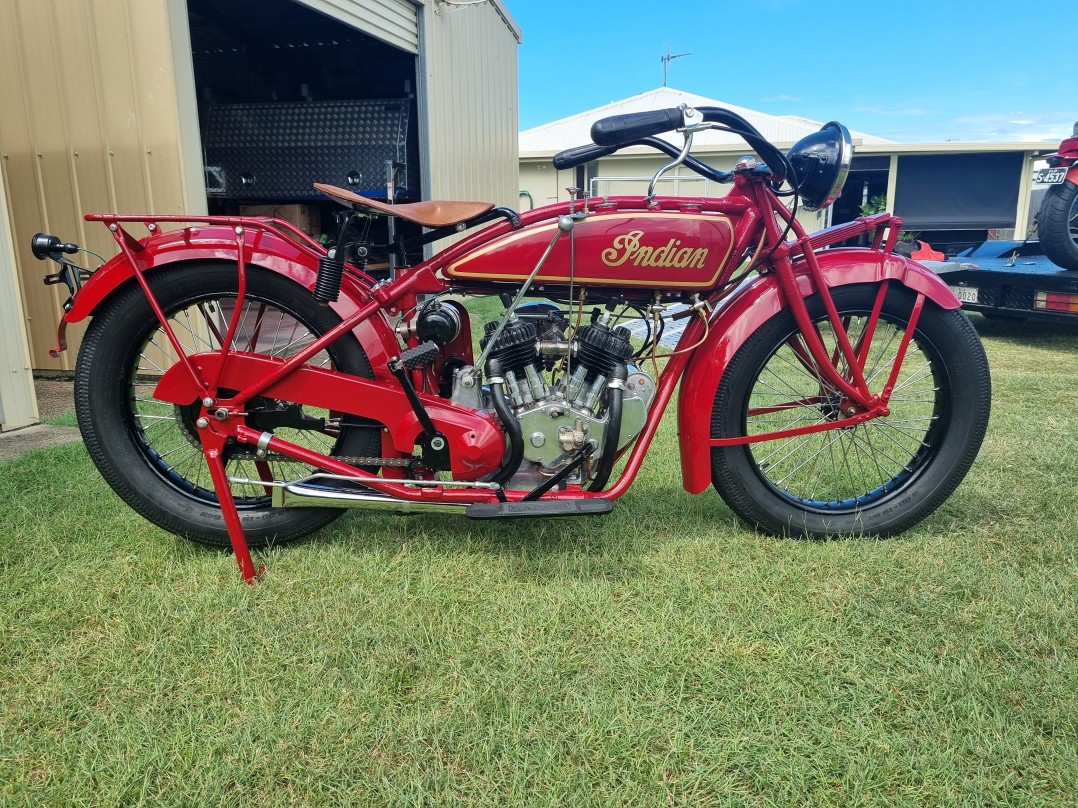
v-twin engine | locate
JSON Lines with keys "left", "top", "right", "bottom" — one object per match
{"left": 454, "top": 306, "right": 656, "bottom": 489}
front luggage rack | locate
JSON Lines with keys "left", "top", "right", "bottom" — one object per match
{"left": 787, "top": 212, "right": 903, "bottom": 259}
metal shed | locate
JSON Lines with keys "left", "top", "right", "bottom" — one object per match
{"left": 0, "top": 0, "right": 521, "bottom": 385}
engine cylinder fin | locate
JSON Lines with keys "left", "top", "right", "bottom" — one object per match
{"left": 480, "top": 318, "right": 539, "bottom": 375}
{"left": 575, "top": 324, "right": 634, "bottom": 379}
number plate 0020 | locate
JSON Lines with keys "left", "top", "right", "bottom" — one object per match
{"left": 948, "top": 285, "right": 979, "bottom": 304}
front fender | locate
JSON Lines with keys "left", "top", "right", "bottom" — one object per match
{"left": 63, "top": 224, "right": 397, "bottom": 377}
{"left": 677, "top": 249, "right": 961, "bottom": 494}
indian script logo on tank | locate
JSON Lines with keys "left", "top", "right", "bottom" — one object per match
{"left": 600, "top": 230, "right": 709, "bottom": 270}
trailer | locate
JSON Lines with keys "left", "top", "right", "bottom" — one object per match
{"left": 928, "top": 241, "right": 1078, "bottom": 321}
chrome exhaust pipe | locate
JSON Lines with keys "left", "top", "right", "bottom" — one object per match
{"left": 272, "top": 482, "right": 468, "bottom": 514}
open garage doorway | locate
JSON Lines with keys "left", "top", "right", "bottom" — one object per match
{"left": 185, "top": 0, "right": 422, "bottom": 264}
{"left": 831, "top": 156, "right": 890, "bottom": 230}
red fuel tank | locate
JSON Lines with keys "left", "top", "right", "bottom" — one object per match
{"left": 444, "top": 210, "right": 736, "bottom": 291}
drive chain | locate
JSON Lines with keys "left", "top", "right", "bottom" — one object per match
{"left": 230, "top": 452, "right": 417, "bottom": 468}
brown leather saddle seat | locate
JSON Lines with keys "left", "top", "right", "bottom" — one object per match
{"left": 314, "top": 183, "right": 494, "bottom": 229}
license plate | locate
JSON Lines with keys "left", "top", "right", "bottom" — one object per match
{"left": 1034, "top": 167, "right": 1068, "bottom": 185}
{"left": 948, "top": 285, "right": 979, "bottom": 304}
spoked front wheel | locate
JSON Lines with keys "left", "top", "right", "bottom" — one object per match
{"left": 710, "top": 284, "right": 991, "bottom": 538}
{"left": 75, "top": 263, "right": 381, "bottom": 548}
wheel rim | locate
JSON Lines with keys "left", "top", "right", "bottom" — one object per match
{"left": 742, "top": 311, "right": 946, "bottom": 512}
{"left": 127, "top": 293, "right": 347, "bottom": 508}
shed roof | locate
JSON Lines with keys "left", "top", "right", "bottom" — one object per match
{"left": 519, "top": 87, "right": 893, "bottom": 157}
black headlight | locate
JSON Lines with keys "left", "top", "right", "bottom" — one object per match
{"left": 786, "top": 121, "right": 853, "bottom": 211}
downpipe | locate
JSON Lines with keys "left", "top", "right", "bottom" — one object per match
{"left": 486, "top": 357, "right": 525, "bottom": 485}
{"left": 588, "top": 364, "right": 627, "bottom": 491}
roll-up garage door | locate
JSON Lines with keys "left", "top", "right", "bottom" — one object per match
{"left": 893, "top": 152, "right": 1024, "bottom": 229}
{"left": 294, "top": 0, "right": 418, "bottom": 54}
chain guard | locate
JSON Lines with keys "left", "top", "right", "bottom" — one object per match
{"left": 227, "top": 452, "right": 417, "bottom": 468}
{"left": 169, "top": 395, "right": 415, "bottom": 469}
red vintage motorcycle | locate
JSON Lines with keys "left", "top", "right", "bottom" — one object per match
{"left": 1036, "top": 119, "right": 1078, "bottom": 270}
{"left": 34, "top": 105, "right": 991, "bottom": 582}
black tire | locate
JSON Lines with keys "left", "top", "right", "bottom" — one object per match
{"left": 1039, "top": 180, "right": 1078, "bottom": 271}
{"left": 75, "top": 263, "right": 380, "bottom": 548}
{"left": 710, "top": 284, "right": 991, "bottom": 538}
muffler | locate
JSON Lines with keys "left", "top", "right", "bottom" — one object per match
{"left": 272, "top": 483, "right": 468, "bottom": 514}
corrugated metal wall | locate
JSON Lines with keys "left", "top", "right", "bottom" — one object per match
{"left": 297, "top": 0, "right": 419, "bottom": 53}
{"left": 420, "top": 0, "right": 521, "bottom": 210}
{"left": 0, "top": 0, "right": 521, "bottom": 370}
{"left": 0, "top": 0, "right": 189, "bottom": 371}
{"left": 0, "top": 167, "right": 37, "bottom": 430}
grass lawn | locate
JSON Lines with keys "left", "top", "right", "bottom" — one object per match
{"left": 1, "top": 313, "right": 1076, "bottom": 807}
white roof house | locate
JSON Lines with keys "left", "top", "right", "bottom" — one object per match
{"left": 518, "top": 87, "right": 1054, "bottom": 243}
{"left": 519, "top": 87, "right": 892, "bottom": 159}
{"left": 518, "top": 87, "right": 892, "bottom": 226}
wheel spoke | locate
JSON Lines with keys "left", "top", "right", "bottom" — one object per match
{"left": 710, "top": 285, "right": 989, "bottom": 539}
{"left": 743, "top": 311, "right": 942, "bottom": 508}
{"left": 126, "top": 292, "right": 357, "bottom": 506}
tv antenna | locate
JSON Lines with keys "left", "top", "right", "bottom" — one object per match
{"left": 661, "top": 47, "right": 691, "bottom": 86}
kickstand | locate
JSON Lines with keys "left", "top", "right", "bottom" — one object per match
{"left": 202, "top": 433, "right": 264, "bottom": 584}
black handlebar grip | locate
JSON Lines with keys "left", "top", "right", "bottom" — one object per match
{"left": 591, "top": 108, "right": 685, "bottom": 147}
{"left": 552, "top": 143, "right": 620, "bottom": 170}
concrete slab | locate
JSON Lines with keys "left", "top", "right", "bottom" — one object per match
{"left": 0, "top": 424, "right": 82, "bottom": 463}
{"left": 34, "top": 379, "right": 75, "bottom": 419}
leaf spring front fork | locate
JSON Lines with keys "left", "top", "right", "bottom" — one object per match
{"left": 709, "top": 189, "right": 927, "bottom": 450}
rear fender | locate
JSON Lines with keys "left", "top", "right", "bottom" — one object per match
{"left": 677, "top": 249, "right": 961, "bottom": 494}
{"left": 1056, "top": 136, "right": 1078, "bottom": 163}
{"left": 63, "top": 225, "right": 397, "bottom": 376}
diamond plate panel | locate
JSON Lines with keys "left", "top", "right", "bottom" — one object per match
{"left": 1001, "top": 286, "right": 1035, "bottom": 309}
{"left": 203, "top": 99, "right": 410, "bottom": 199}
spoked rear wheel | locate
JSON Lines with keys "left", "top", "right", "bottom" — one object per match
{"left": 75, "top": 263, "right": 381, "bottom": 548}
{"left": 710, "top": 284, "right": 991, "bottom": 538}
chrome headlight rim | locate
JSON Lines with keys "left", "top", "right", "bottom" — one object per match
{"left": 788, "top": 121, "right": 854, "bottom": 212}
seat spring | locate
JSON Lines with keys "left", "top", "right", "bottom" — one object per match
{"left": 313, "top": 254, "right": 344, "bottom": 304}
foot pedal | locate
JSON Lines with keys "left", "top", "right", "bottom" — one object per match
{"left": 397, "top": 340, "right": 440, "bottom": 370}
{"left": 466, "top": 498, "right": 612, "bottom": 519}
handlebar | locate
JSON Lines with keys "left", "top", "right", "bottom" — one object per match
{"left": 551, "top": 143, "right": 621, "bottom": 170}
{"left": 590, "top": 108, "right": 686, "bottom": 147}
{"left": 577, "top": 105, "right": 791, "bottom": 185}
{"left": 694, "top": 107, "right": 789, "bottom": 181}
{"left": 553, "top": 137, "right": 732, "bottom": 185}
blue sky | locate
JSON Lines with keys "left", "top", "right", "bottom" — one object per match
{"left": 512, "top": 0, "right": 1075, "bottom": 143}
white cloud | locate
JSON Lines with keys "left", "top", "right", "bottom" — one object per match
{"left": 851, "top": 105, "right": 933, "bottom": 117}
